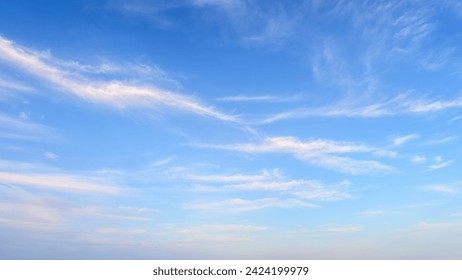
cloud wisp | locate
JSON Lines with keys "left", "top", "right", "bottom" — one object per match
{"left": 0, "top": 78, "right": 33, "bottom": 92}
{"left": 0, "top": 171, "right": 121, "bottom": 195}
{"left": 0, "top": 201, "right": 64, "bottom": 231}
{"left": 179, "top": 223, "right": 267, "bottom": 234}
{"left": 185, "top": 168, "right": 354, "bottom": 213}
{"left": 176, "top": 222, "right": 268, "bottom": 245}
{"left": 204, "top": 136, "right": 391, "bottom": 174}
{"left": 0, "top": 158, "right": 122, "bottom": 195}
{"left": 427, "top": 156, "right": 455, "bottom": 170}
{"left": 392, "top": 134, "right": 420, "bottom": 146}
{"left": 215, "top": 94, "right": 300, "bottom": 103}
{"left": 190, "top": 169, "right": 353, "bottom": 199}
{"left": 189, "top": 197, "right": 317, "bottom": 213}
{"left": 0, "top": 36, "right": 238, "bottom": 123}
{"left": 0, "top": 113, "right": 59, "bottom": 142}
{"left": 187, "top": 169, "right": 282, "bottom": 184}
{"left": 426, "top": 185, "right": 458, "bottom": 194}
{"left": 260, "top": 94, "right": 462, "bottom": 124}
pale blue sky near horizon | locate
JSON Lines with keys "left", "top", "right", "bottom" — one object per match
{"left": 1, "top": 0, "right": 462, "bottom": 259}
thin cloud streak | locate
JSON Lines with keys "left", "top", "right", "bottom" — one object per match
{"left": 0, "top": 113, "right": 58, "bottom": 142}
{"left": 189, "top": 198, "right": 317, "bottom": 213}
{"left": 429, "top": 160, "right": 454, "bottom": 170}
{"left": 0, "top": 78, "right": 32, "bottom": 92}
{"left": 0, "top": 171, "right": 121, "bottom": 195}
{"left": 215, "top": 95, "right": 298, "bottom": 102}
{"left": 204, "top": 136, "right": 391, "bottom": 174}
{"left": 189, "top": 168, "right": 354, "bottom": 200}
{"left": 187, "top": 169, "right": 281, "bottom": 183}
{"left": 411, "top": 155, "right": 427, "bottom": 163}
{"left": 96, "top": 228, "right": 146, "bottom": 235}
{"left": 259, "top": 94, "right": 462, "bottom": 123}
{"left": 299, "top": 154, "right": 392, "bottom": 174}
{"left": 314, "top": 225, "right": 363, "bottom": 234}
{"left": 0, "top": 36, "right": 238, "bottom": 123}
{"left": 211, "top": 136, "right": 371, "bottom": 154}
{"left": 393, "top": 134, "right": 420, "bottom": 146}
{"left": 179, "top": 224, "right": 267, "bottom": 234}
{"left": 426, "top": 185, "right": 458, "bottom": 194}
{"left": 359, "top": 210, "right": 385, "bottom": 218}
{"left": 296, "top": 224, "right": 364, "bottom": 234}
{"left": 0, "top": 202, "right": 64, "bottom": 231}
{"left": 293, "top": 188, "right": 352, "bottom": 202}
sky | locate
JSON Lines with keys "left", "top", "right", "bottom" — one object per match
{"left": 1, "top": 0, "right": 462, "bottom": 259}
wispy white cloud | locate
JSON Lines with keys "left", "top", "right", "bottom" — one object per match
{"left": 57, "top": 60, "right": 121, "bottom": 75}
{"left": 57, "top": 59, "right": 183, "bottom": 89}
{"left": 373, "top": 150, "right": 398, "bottom": 158}
{"left": 215, "top": 94, "right": 300, "bottom": 103}
{"left": 44, "top": 152, "right": 59, "bottom": 160}
{"left": 175, "top": 222, "right": 267, "bottom": 246}
{"left": 0, "top": 113, "right": 58, "bottom": 141}
{"left": 300, "top": 224, "right": 364, "bottom": 234}
{"left": 189, "top": 198, "right": 317, "bottom": 213}
{"left": 284, "top": 1, "right": 446, "bottom": 125}
{"left": 392, "top": 134, "right": 420, "bottom": 146}
{"left": 228, "top": 180, "right": 304, "bottom": 191}
{"left": 425, "top": 136, "right": 457, "bottom": 145}
{"left": 0, "top": 171, "right": 121, "bottom": 195}
{"left": 351, "top": 0, "right": 436, "bottom": 63}
{"left": 107, "top": 0, "right": 191, "bottom": 28}
{"left": 216, "top": 95, "right": 275, "bottom": 102}
{"left": 188, "top": 169, "right": 281, "bottom": 183}
{"left": 316, "top": 225, "right": 363, "bottom": 234}
{"left": 205, "top": 136, "right": 391, "bottom": 174}
{"left": 189, "top": 168, "right": 354, "bottom": 201}
{"left": 110, "top": 0, "right": 298, "bottom": 48}
{"left": 195, "top": 0, "right": 299, "bottom": 47}
{"left": 419, "top": 47, "right": 457, "bottom": 71}
{"left": 411, "top": 155, "right": 427, "bottom": 163}
{"left": 179, "top": 223, "right": 267, "bottom": 234}
{"left": 0, "top": 159, "right": 52, "bottom": 173}
{"left": 359, "top": 210, "right": 385, "bottom": 218}
{"left": 241, "top": 13, "right": 297, "bottom": 47}
{"left": 448, "top": 115, "right": 462, "bottom": 124}
{"left": 0, "top": 113, "right": 44, "bottom": 131}
{"left": 0, "top": 36, "right": 238, "bottom": 122}
{"left": 0, "top": 78, "right": 32, "bottom": 92}
{"left": 408, "top": 96, "right": 462, "bottom": 113}
{"left": 429, "top": 157, "right": 454, "bottom": 170}
{"left": 391, "top": 8, "right": 434, "bottom": 45}
{"left": 69, "top": 206, "right": 151, "bottom": 222}
{"left": 259, "top": 94, "right": 408, "bottom": 123}
{"left": 0, "top": 184, "right": 150, "bottom": 235}
{"left": 426, "top": 185, "right": 458, "bottom": 194}
{"left": 149, "top": 157, "right": 175, "bottom": 168}
{"left": 178, "top": 235, "right": 251, "bottom": 244}
{"left": 192, "top": 0, "right": 239, "bottom": 9}
{"left": 0, "top": 201, "right": 64, "bottom": 231}
{"left": 96, "top": 228, "right": 146, "bottom": 235}
{"left": 210, "top": 136, "right": 370, "bottom": 154}
{"left": 19, "top": 112, "right": 28, "bottom": 120}
{"left": 310, "top": 39, "right": 355, "bottom": 87}
{"left": 301, "top": 154, "right": 392, "bottom": 174}
{"left": 293, "top": 183, "right": 353, "bottom": 201}
{"left": 415, "top": 222, "right": 459, "bottom": 231}
{"left": 229, "top": 179, "right": 351, "bottom": 199}
{"left": 260, "top": 93, "right": 462, "bottom": 123}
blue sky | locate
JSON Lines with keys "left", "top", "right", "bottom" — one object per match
{"left": 1, "top": 0, "right": 462, "bottom": 259}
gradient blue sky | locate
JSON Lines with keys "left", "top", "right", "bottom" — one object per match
{"left": 1, "top": 0, "right": 462, "bottom": 259}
